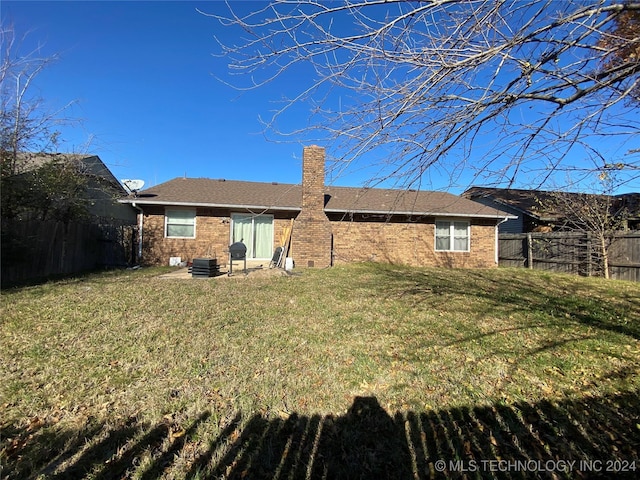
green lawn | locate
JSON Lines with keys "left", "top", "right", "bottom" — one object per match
{"left": 1, "top": 263, "right": 639, "bottom": 479}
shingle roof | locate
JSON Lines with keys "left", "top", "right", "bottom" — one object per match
{"left": 13, "top": 153, "right": 127, "bottom": 194}
{"left": 463, "top": 187, "right": 640, "bottom": 220}
{"left": 463, "top": 187, "right": 562, "bottom": 221}
{"left": 14, "top": 152, "right": 89, "bottom": 173}
{"left": 123, "top": 177, "right": 512, "bottom": 219}
{"left": 324, "top": 185, "right": 506, "bottom": 218}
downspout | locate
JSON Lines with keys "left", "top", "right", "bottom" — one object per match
{"left": 132, "top": 202, "right": 144, "bottom": 265}
{"left": 495, "top": 217, "right": 509, "bottom": 264}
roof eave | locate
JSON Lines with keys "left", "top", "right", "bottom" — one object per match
{"left": 325, "top": 208, "right": 517, "bottom": 219}
{"left": 119, "top": 198, "right": 301, "bottom": 211}
{"left": 119, "top": 199, "right": 516, "bottom": 219}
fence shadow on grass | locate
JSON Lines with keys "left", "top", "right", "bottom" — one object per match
{"left": 3, "top": 392, "right": 639, "bottom": 479}
{"left": 374, "top": 266, "right": 640, "bottom": 340}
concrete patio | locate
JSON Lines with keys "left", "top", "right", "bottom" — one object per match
{"left": 158, "top": 259, "right": 293, "bottom": 279}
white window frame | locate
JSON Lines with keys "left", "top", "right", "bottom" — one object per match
{"left": 165, "top": 208, "right": 196, "bottom": 239}
{"left": 435, "top": 218, "right": 470, "bottom": 252}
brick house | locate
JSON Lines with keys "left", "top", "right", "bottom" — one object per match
{"left": 121, "top": 146, "right": 514, "bottom": 269}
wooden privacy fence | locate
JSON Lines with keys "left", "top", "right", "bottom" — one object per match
{"left": 499, "top": 232, "right": 640, "bottom": 282}
{"left": 1, "top": 220, "right": 136, "bottom": 287}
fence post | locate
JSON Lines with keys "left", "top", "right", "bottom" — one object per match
{"left": 527, "top": 233, "right": 533, "bottom": 269}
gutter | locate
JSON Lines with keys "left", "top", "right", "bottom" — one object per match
{"left": 495, "top": 216, "right": 510, "bottom": 264}
{"left": 119, "top": 199, "right": 301, "bottom": 212}
{"left": 325, "top": 208, "right": 516, "bottom": 219}
{"left": 131, "top": 202, "right": 144, "bottom": 264}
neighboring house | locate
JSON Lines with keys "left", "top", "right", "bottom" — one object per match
{"left": 12, "top": 153, "right": 138, "bottom": 223}
{"left": 622, "top": 193, "right": 640, "bottom": 230}
{"left": 77, "top": 154, "right": 138, "bottom": 222}
{"left": 121, "top": 146, "right": 513, "bottom": 269}
{"left": 2, "top": 153, "right": 138, "bottom": 286}
{"left": 462, "top": 187, "right": 640, "bottom": 233}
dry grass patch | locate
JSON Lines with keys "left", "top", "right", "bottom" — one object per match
{"left": 1, "top": 263, "right": 639, "bottom": 478}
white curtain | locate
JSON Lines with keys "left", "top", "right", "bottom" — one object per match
{"left": 231, "top": 214, "right": 273, "bottom": 259}
{"left": 232, "top": 214, "right": 253, "bottom": 256}
{"left": 253, "top": 216, "right": 273, "bottom": 258}
{"left": 435, "top": 221, "right": 451, "bottom": 251}
{"left": 453, "top": 222, "right": 469, "bottom": 251}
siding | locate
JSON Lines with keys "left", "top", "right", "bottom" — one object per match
{"left": 469, "top": 197, "right": 523, "bottom": 233}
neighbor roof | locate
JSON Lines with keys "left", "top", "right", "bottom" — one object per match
{"left": 121, "top": 177, "right": 513, "bottom": 219}
{"left": 13, "top": 153, "right": 127, "bottom": 193}
{"left": 463, "top": 187, "right": 563, "bottom": 221}
{"left": 463, "top": 186, "right": 640, "bottom": 221}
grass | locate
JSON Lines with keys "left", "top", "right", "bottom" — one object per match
{"left": 1, "top": 263, "right": 639, "bottom": 479}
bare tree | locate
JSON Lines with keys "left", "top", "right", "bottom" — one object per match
{"left": 539, "top": 178, "right": 630, "bottom": 279}
{"left": 205, "top": 1, "right": 640, "bottom": 190}
{"left": 1, "top": 26, "right": 69, "bottom": 174}
{"left": 0, "top": 25, "right": 85, "bottom": 221}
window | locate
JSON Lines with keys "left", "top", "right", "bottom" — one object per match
{"left": 165, "top": 209, "right": 196, "bottom": 238}
{"left": 231, "top": 213, "right": 274, "bottom": 259}
{"left": 435, "top": 219, "right": 469, "bottom": 251}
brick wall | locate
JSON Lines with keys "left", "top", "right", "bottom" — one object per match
{"left": 142, "top": 206, "right": 496, "bottom": 268}
{"left": 290, "top": 146, "right": 333, "bottom": 268}
{"left": 331, "top": 219, "right": 497, "bottom": 268}
{"left": 141, "top": 207, "right": 229, "bottom": 265}
{"left": 467, "top": 221, "right": 499, "bottom": 268}
{"left": 141, "top": 206, "right": 296, "bottom": 266}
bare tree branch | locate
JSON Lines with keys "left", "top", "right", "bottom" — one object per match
{"left": 1, "top": 25, "right": 86, "bottom": 221}
{"left": 1, "top": 25, "right": 77, "bottom": 173}
{"left": 204, "top": 0, "right": 640, "bottom": 190}
{"left": 539, "top": 176, "right": 631, "bottom": 278}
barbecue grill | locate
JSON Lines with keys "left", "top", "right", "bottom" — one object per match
{"left": 228, "top": 241, "right": 247, "bottom": 275}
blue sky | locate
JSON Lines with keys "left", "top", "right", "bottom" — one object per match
{"left": 2, "top": 1, "right": 638, "bottom": 194}
{"left": 3, "top": 1, "right": 324, "bottom": 189}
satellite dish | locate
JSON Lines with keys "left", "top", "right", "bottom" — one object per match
{"left": 121, "top": 179, "right": 145, "bottom": 193}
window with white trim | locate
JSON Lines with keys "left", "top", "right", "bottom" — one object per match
{"left": 165, "top": 209, "right": 196, "bottom": 238}
{"left": 435, "top": 219, "right": 470, "bottom": 251}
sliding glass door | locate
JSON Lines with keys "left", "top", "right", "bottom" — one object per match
{"left": 231, "top": 214, "right": 274, "bottom": 259}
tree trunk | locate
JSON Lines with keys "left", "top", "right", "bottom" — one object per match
{"left": 599, "top": 234, "right": 610, "bottom": 280}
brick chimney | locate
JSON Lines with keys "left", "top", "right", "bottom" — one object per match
{"left": 291, "top": 146, "right": 332, "bottom": 267}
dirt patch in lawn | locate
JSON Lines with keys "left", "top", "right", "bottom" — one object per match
{"left": 157, "top": 266, "right": 295, "bottom": 280}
